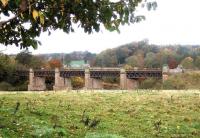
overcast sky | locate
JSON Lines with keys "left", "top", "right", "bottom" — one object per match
{"left": 1, "top": 0, "right": 200, "bottom": 54}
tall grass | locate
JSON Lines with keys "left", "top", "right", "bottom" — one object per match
{"left": 0, "top": 90, "right": 199, "bottom": 137}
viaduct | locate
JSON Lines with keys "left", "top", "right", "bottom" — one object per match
{"left": 17, "top": 68, "right": 162, "bottom": 91}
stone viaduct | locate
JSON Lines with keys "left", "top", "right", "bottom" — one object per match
{"left": 18, "top": 68, "right": 162, "bottom": 91}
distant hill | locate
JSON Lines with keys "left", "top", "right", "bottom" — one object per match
{"left": 16, "top": 40, "right": 200, "bottom": 69}
{"left": 93, "top": 40, "right": 200, "bottom": 69}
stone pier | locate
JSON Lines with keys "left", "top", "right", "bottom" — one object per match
{"left": 90, "top": 78, "right": 103, "bottom": 89}
{"left": 28, "top": 69, "right": 46, "bottom": 91}
{"left": 84, "top": 69, "right": 103, "bottom": 89}
{"left": 120, "top": 69, "right": 127, "bottom": 89}
{"left": 120, "top": 69, "right": 138, "bottom": 90}
{"left": 126, "top": 79, "right": 138, "bottom": 90}
{"left": 53, "top": 68, "right": 71, "bottom": 90}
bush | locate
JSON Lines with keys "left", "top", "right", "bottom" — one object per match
{"left": 71, "top": 77, "right": 84, "bottom": 89}
{"left": 0, "top": 81, "right": 28, "bottom": 91}
{"left": 12, "top": 82, "right": 28, "bottom": 91}
{"left": 163, "top": 79, "right": 186, "bottom": 90}
{"left": 139, "top": 72, "right": 200, "bottom": 90}
{"left": 103, "top": 77, "right": 119, "bottom": 84}
{"left": 0, "top": 82, "right": 13, "bottom": 91}
{"left": 139, "top": 78, "right": 162, "bottom": 90}
{"left": 163, "top": 72, "right": 200, "bottom": 89}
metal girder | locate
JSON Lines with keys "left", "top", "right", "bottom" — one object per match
{"left": 60, "top": 70, "right": 85, "bottom": 78}
{"left": 126, "top": 70, "right": 162, "bottom": 79}
{"left": 90, "top": 71, "right": 120, "bottom": 78}
{"left": 34, "top": 70, "right": 55, "bottom": 77}
{"left": 16, "top": 68, "right": 162, "bottom": 79}
{"left": 16, "top": 70, "right": 29, "bottom": 76}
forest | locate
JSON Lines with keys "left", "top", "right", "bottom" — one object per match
{"left": 94, "top": 40, "right": 200, "bottom": 69}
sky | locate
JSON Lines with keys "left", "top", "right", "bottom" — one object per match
{"left": 1, "top": 0, "right": 200, "bottom": 54}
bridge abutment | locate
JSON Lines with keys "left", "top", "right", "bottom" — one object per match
{"left": 28, "top": 69, "right": 46, "bottom": 91}
{"left": 53, "top": 68, "right": 72, "bottom": 91}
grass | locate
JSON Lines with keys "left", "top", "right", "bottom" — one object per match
{"left": 0, "top": 90, "right": 200, "bottom": 138}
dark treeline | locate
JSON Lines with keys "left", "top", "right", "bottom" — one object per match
{"left": 0, "top": 51, "right": 96, "bottom": 90}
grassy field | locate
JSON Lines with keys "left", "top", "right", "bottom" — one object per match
{"left": 0, "top": 90, "right": 200, "bottom": 138}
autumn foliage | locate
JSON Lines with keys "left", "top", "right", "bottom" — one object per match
{"left": 47, "top": 59, "right": 62, "bottom": 69}
{"left": 168, "top": 57, "right": 178, "bottom": 69}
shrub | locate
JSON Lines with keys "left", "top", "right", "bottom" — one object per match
{"left": 163, "top": 77, "right": 186, "bottom": 90}
{"left": 12, "top": 82, "right": 28, "bottom": 91}
{"left": 163, "top": 72, "right": 200, "bottom": 89}
{"left": 103, "top": 77, "right": 119, "bottom": 84}
{"left": 0, "top": 82, "right": 13, "bottom": 91}
{"left": 71, "top": 77, "right": 84, "bottom": 89}
{"left": 139, "top": 78, "right": 162, "bottom": 89}
{"left": 0, "top": 81, "right": 28, "bottom": 91}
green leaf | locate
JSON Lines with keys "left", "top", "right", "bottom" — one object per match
{"left": 39, "top": 12, "right": 45, "bottom": 25}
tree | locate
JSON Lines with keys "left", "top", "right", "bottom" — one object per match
{"left": 0, "top": 53, "right": 25, "bottom": 85}
{"left": 15, "top": 50, "right": 33, "bottom": 66}
{"left": 155, "top": 48, "right": 179, "bottom": 67}
{"left": 126, "top": 50, "right": 144, "bottom": 68}
{"left": 177, "top": 46, "right": 191, "bottom": 57}
{"left": 15, "top": 50, "right": 45, "bottom": 69}
{"left": 0, "top": 0, "right": 157, "bottom": 49}
{"left": 47, "top": 59, "right": 63, "bottom": 69}
{"left": 116, "top": 47, "right": 131, "bottom": 64}
{"left": 125, "top": 55, "right": 139, "bottom": 68}
{"left": 167, "top": 57, "right": 178, "bottom": 69}
{"left": 0, "top": 54, "right": 10, "bottom": 81}
{"left": 64, "top": 54, "right": 71, "bottom": 66}
{"left": 95, "top": 49, "right": 118, "bottom": 67}
{"left": 144, "top": 52, "right": 159, "bottom": 68}
{"left": 194, "top": 56, "right": 200, "bottom": 69}
{"left": 181, "top": 57, "right": 194, "bottom": 69}
{"left": 28, "top": 55, "right": 45, "bottom": 69}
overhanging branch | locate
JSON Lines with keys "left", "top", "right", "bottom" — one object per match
{"left": 0, "top": 15, "right": 18, "bottom": 28}
{"left": 0, "top": 0, "right": 37, "bottom": 28}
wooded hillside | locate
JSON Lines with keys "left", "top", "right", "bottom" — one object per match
{"left": 93, "top": 40, "right": 200, "bottom": 69}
